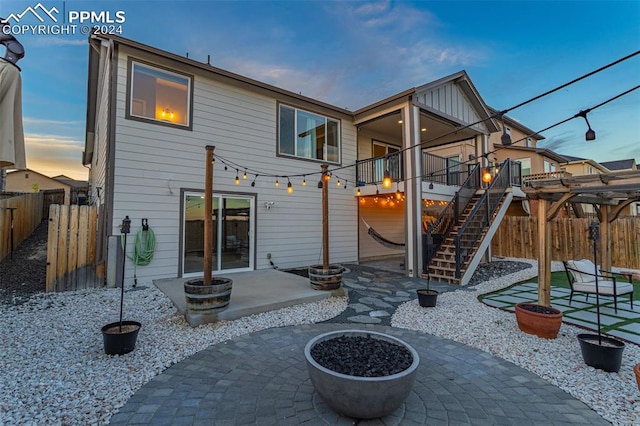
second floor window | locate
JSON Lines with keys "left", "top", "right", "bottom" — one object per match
{"left": 518, "top": 158, "right": 531, "bottom": 176}
{"left": 278, "top": 105, "right": 340, "bottom": 163}
{"left": 129, "top": 61, "right": 192, "bottom": 128}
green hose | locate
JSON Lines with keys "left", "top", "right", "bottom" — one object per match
{"left": 121, "top": 227, "right": 155, "bottom": 286}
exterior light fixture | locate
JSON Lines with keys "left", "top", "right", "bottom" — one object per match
{"left": 302, "top": 176, "right": 307, "bottom": 186}
{"left": 287, "top": 179, "right": 293, "bottom": 194}
{"left": 235, "top": 171, "right": 240, "bottom": 185}
{"left": 275, "top": 179, "right": 279, "bottom": 188}
{"left": 382, "top": 170, "right": 392, "bottom": 188}
{"left": 243, "top": 169, "right": 247, "bottom": 179}
{"left": 395, "top": 189, "right": 402, "bottom": 200}
{"left": 577, "top": 110, "right": 596, "bottom": 141}
{"left": 482, "top": 168, "right": 493, "bottom": 184}
{"left": 356, "top": 187, "right": 361, "bottom": 196}
{"left": 336, "top": 179, "right": 341, "bottom": 187}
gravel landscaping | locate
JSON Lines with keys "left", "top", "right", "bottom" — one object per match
{"left": 1, "top": 226, "right": 638, "bottom": 424}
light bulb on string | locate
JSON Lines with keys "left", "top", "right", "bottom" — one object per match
{"left": 302, "top": 176, "right": 307, "bottom": 186}
{"left": 382, "top": 170, "right": 392, "bottom": 188}
{"left": 287, "top": 178, "right": 293, "bottom": 194}
{"left": 275, "top": 179, "right": 279, "bottom": 188}
{"left": 251, "top": 175, "right": 258, "bottom": 187}
{"left": 235, "top": 170, "right": 240, "bottom": 185}
{"left": 243, "top": 169, "right": 247, "bottom": 180}
{"left": 336, "top": 179, "right": 341, "bottom": 187}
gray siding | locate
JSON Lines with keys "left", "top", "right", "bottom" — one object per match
{"left": 415, "top": 82, "right": 483, "bottom": 129}
{"left": 110, "top": 49, "right": 357, "bottom": 283}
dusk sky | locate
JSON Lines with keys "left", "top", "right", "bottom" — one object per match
{"left": 1, "top": 0, "right": 639, "bottom": 180}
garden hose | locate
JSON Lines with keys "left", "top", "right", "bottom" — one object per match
{"left": 121, "top": 225, "right": 155, "bottom": 287}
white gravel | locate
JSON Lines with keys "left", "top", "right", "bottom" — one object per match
{"left": 392, "top": 258, "right": 640, "bottom": 426}
{"left": 0, "top": 287, "right": 347, "bottom": 425}
{"left": 1, "top": 258, "right": 638, "bottom": 425}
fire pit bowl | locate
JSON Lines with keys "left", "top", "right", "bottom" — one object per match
{"left": 304, "top": 329, "right": 419, "bottom": 419}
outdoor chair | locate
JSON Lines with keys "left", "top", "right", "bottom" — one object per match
{"left": 563, "top": 260, "right": 634, "bottom": 313}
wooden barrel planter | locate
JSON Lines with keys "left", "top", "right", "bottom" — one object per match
{"left": 184, "top": 277, "right": 233, "bottom": 315}
{"left": 309, "top": 264, "right": 344, "bottom": 291}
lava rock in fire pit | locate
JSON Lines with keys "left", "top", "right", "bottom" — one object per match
{"left": 310, "top": 335, "right": 412, "bottom": 377}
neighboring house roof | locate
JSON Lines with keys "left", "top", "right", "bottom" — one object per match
{"left": 487, "top": 107, "right": 544, "bottom": 141}
{"left": 559, "top": 154, "right": 585, "bottom": 162}
{"left": 52, "top": 175, "right": 89, "bottom": 188}
{"left": 491, "top": 144, "right": 568, "bottom": 163}
{"left": 6, "top": 169, "right": 72, "bottom": 189}
{"left": 600, "top": 159, "right": 636, "bottom": 171}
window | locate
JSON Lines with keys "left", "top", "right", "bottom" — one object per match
{"left": 278, "top": 104, "right": 340, "bottom": 163}
{"left": 518, "top": 158, "right": 531, "bottom": 176}
{"left": 543, "top": 160, "right": 556, "bottom": 173}
{"left": 128, "top": 60, "right": 192, "bottom": 128}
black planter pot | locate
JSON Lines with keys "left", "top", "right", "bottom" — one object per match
{"left": 577, "top": 333, "right": 625, "bottom": 373}
{"left": 101, "top": 320, "right": 141, "bottom": 355}
{"left": 417, "top": 289, "right": 438, "bottom": 307}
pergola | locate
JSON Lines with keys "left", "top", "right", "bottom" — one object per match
{"left": 523, "top": 170, "right": 640, "bottom": 305}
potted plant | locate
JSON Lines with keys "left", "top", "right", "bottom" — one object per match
{"left": 101, "top": 216, "right": 141, "bottom": 355}
{"left": 416, "top": 272, "right": 438, "bottom": 307}
{"left": 184, "top": 145, "right": 233, "bottom": 327}
{"left": 515, "top": 302, "right": 562, "bottom": 339}
{"left": 304, "top": 330, "right": 419, "bottom": 419}
{"left": 308, "top": 164, "right": 343, "bottom": 291}
{"left": 577, "top": 221, "right": 625, "bottom": 373}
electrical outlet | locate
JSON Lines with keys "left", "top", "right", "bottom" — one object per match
{"left": 267, "top": 253, "right": 271, "bottom": 260}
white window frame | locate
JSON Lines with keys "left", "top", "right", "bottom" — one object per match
{"left": 127, "top": 60, "right": 193, "bottom": 129}
{"left": 278, "top": 104, "right": 341, "bottom": 164}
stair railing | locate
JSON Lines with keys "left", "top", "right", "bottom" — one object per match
{"left": 454, "top": 160, "right": 517, "bottom": 278}
{"left": 423, "top": 164, "right": 480, "bottom": 272}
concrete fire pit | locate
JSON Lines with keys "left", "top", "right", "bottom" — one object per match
{"left": 304, "top": 329, "right": 419, "bottom": 419}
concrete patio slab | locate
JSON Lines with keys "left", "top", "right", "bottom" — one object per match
{"left": 154, "top": 269, "right": 344, "bottom": 324}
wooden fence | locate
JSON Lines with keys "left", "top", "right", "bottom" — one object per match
{"left": 491, "top": 216, "right": 640, "bottom": 270}
{"left": 0, "top": 192, "right": 43, "bottom": 262}
{"left": 46, "top": 204, "right": 100, "bottom": 292}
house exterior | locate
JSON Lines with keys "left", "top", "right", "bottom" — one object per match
{"left": 5, "top": 169, "right": 72, "bottom": 203}
{"left": 84, "top": 33, "right": 523, "bottom": 286}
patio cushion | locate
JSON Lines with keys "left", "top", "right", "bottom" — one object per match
{"left": 572, "top": 280, "right": 634, "bottom": 296}
{"left": 567, "top": 260, "right": 599, "bottom": 283}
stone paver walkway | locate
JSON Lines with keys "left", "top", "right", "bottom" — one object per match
{"left": 110, "top": 263, "right": 610, "bottom": 425}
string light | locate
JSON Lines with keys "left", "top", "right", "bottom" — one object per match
{"left": 356, "top": 187, "right": 361, "bottom": 196}
{"left": 235, "top": 170, "right": 240, "bottom": 185}
{"left": 287, "top": 178, "right": 293, "bottom": 194}
{"left": 302, "top": 176, "right": 307, "bottom": 186}
{"left": 251, "top": 175, "right": 258, "bottom": 187}
{"left": 275, "top": 179, "right": 279, "bottom": 188}
{"left": 382, "top": 170, "right": 392, "bottom": 188}
{"left": 243, "top": 169, "right": 247, "bottom": 179}
{"left": 577, "top": 110, "right": 596, "bottom": 141}
{"left": 336, "top": 179, "right": 341, "bottom": 187}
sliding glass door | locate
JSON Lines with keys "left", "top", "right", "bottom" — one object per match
{"left": 183, "top": 193, "right": 254, "bottom": 276}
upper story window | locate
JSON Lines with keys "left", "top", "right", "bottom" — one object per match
{"left": 278, "top": 104, "right": 340, "bottom": 163}
{"left": 517, "top": 158, "right": 531, "bottom": 176}
{"left": 127, "top": 60, "right": 193, "bottom": 129}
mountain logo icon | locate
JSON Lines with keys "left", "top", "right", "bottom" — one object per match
{"left": 2, "top": 3, "right": 59, "bottom": 24}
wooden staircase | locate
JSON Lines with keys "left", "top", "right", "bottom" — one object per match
{"left": 427, "top": 193, "right": 483, "bottom": 284}
{"left": 425, "top": 189, "right": 512, "bottom": 285}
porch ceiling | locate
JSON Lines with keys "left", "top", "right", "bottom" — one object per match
{"left": 359, "top": 110, "right": 479, "bottom": 147}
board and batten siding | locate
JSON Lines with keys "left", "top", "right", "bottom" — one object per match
{"left": 110, "top": 49, "right": 357, "bottom": 284}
